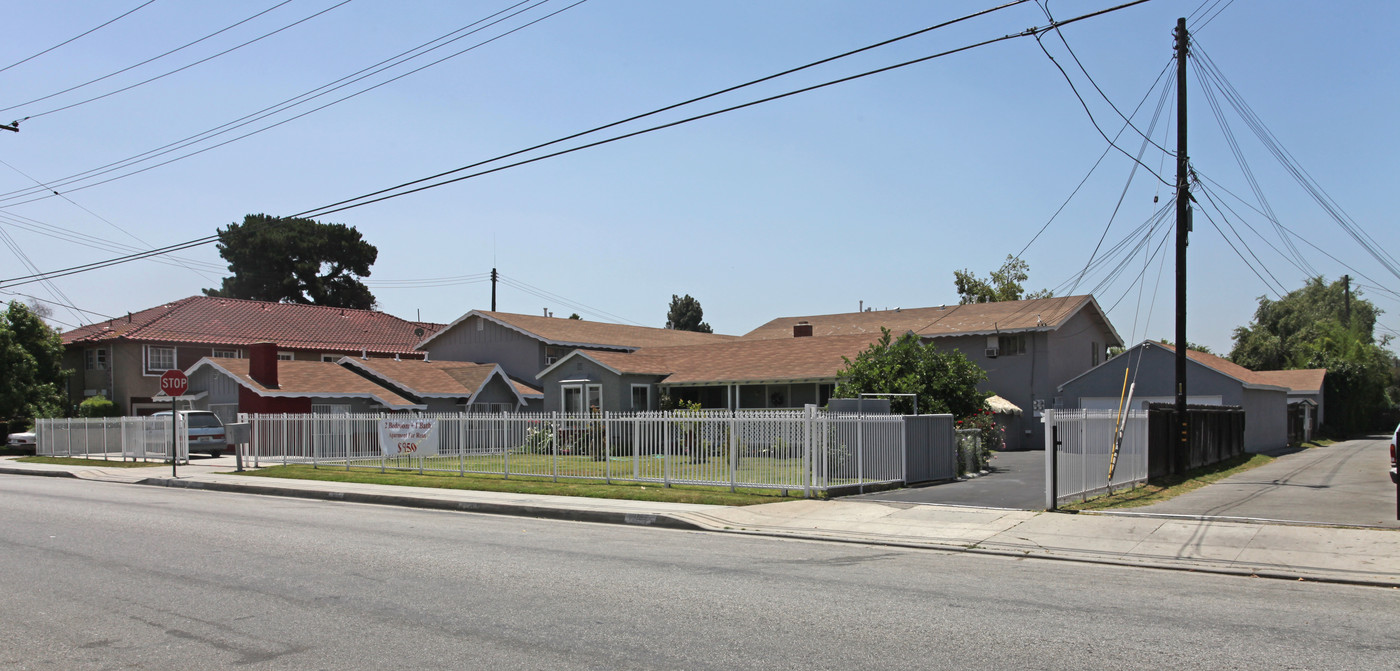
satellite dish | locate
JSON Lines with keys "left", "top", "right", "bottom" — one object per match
{"left": 413, "top": 327, "right": 425, "bottom": 337}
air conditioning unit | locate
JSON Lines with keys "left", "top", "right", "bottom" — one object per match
{"left": 984, "top": 348, "right": 999, "bottom": 358}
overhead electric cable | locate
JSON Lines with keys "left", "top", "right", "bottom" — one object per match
{"left": 1, "top": 0, "right": 1154, "bottom": 288}
{"left": 0, "top": 0, "right": 578, "bottom": 207}
{"left": 0, "top": 0, "right": 158, "bottom": 75}
{"left": 0, "top": 0, "right": 300, "bottom": 114}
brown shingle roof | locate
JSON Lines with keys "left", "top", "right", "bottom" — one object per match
{"left": 424, "top": 310, "right": 737, "bottom": 351}
{"left": 194, "top": 358, "right": 419, "bottom": 408}
{"left": 341, "top": 358, "right": 540, "bottom": 399}
{"left": 63, "top": 295, "right": 439, "bottom": 355}
{"left": 740, "top": 295, "right": 1121, "bottom": 345}
{"left": 560, "top": 334, "right": 883, "bottom": 385}
{"left": 1249, "top": 368, "right": 1325, "bottom": 393}
{"left": 1155, "top": 343, "right": 1323, "bottom": 392}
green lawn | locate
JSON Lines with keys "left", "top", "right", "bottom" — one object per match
{"left": 17, "top": 456, "right": 165, "bottom": 468}
{"left": 238, "top": 463, "right": 804, "bottom": 506}
{"left": 1061, "top": 453, "right": 1276, "bottom": 510}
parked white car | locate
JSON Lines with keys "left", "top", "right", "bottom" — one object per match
{"left": 151, "top": 411, "right": 230, "bottom": 457}
{"left": 6, "top": 431, "right": 36, "bottom": 452}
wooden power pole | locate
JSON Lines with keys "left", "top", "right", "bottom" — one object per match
{"left": 1174, "top": 17, "right": 1191, "bottom": 475}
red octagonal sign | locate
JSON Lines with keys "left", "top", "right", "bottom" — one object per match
{"left": 160, "top": 369, "right": 189, "bottom": 398}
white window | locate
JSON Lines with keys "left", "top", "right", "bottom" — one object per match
{"left": 561, "top": 384, "right": 602, "bottom": 413}
{"left": 630, "top": 384, "right": 650, "bottom": 411}
{"left": 321, "top": 353, "right": 341, "bottom": 362}
{"left": 212, "top": 349, "right": 242, "bottom": 358}
{"left": 85, "top": 348, "right": 109, "bottom": 370}
{"left": 277, "top": 351, "right": 295, "bottom": 361}
{"left": 144, "top": 345, "right": 176, "bottom": 375}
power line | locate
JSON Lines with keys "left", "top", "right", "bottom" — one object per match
{"left": 2, "top": 0, "right": 1155, "bottom": 288}
{"left": 0, "top": 0, "right": 158, "bottom": 76}
{"left": 0, "top": 0, "right": 575, "bottom": 207}
{"left": 0, "top": 0, "right": 301, "bottom": 115}
{"left": 299, "top": 1, "right": 1155, "bottom": 219}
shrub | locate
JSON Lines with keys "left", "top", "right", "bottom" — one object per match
{"left": 77, "top": 395, "right": 122, "bottom": 418}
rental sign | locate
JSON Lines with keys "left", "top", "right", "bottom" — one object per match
{"left": 378, "top": 418, "right": 439, "bottom": 457}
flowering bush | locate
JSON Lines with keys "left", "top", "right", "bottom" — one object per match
{"left": 955, "top": 409, "right": 1004, "bottom": 474}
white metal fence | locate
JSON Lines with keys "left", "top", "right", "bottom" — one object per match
{"left": 35, "top": 416, "right": 190, "bottom": 463}
{"left": 241, "top": 410, "right": 908, "bottom": 495}
{"left": 1043, "top": 408, "right": 1149, "bottom": 506}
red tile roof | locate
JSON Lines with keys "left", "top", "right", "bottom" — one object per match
{"left": 192, "top": 358, "right": 420, "bottom": 408}
{"left": 740, "top": 295, "right": 1121, "bottom": 345}
{"left": 63, "top": 296, "right": 440, "bottom": 355}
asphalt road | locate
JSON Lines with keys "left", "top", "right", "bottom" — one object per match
{"left": 1135, "top": 436, "right": 1400, "bottom": 527}
{"left": 3, "top": 476, "right": 1395, "bottom": 670}
{"left": 850, "top": 449, "right": 1047, "bottom": 509}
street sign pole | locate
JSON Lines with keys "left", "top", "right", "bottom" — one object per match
{"left": 159, "top": 370, "right": 189, "bottom": 477}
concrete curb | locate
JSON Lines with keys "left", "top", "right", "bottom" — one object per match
{"left": 135, "top": 476, "right": 710, "bottom": 532}
{"left": 0, "top": 466, "right": 77, "bottom": 479}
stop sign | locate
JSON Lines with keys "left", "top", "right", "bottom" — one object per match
{"left": 160, "top": 369, "right": 189, "bottom": 397}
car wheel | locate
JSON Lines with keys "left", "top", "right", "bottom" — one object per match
{"left": 210, "top": 450, "right": 223, "bottom": 458}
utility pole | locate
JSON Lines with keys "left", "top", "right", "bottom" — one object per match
{"left": 1174, "top": 17, "right": 1191, "bottom": 476}
{"left": 490, "top": 267, "right": 498, "bottom": 312}
{"left": 1342, "top": 274, "right": 1351, "bottom": 325}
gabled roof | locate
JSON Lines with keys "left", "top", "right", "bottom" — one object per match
{"left": 1059, "top": 340, "right": 1297, "bottom": 392}
{"left": 1253, "top": 368, "right": 1327, "bottom": 394}
{"left": 63, "top": 295, "right": 440, "bottom": 355}
{"left": 418, "top": 309, "right": 737, "bottom": 352}
{"left": 539, "top": 334, "right": 882, "bottom": 386}
{"left": 338, "top": 357, "right": 532, "bottom": 404}
{"left": 188, "top": 358, "right": 422, "bottom": 409}
{"left": 740, "top": 295, "right": 1123, "bottom": 346}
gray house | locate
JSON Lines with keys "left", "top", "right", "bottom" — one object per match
{"left": 533, "top": 296, "right": 1122, "bottom": 450}
{"left": 415, "top": 310, "right": 736, "bottom": 410}
{"left": 740, "top": 296, "right": 1123, "bottom": 449}
{"left": 339, "top": 357, "right": 533, "bottom": 413}
{"left": 535, "top": 334, "right": 877, "bottom": 413}
{"left": 1057, "top": 340, "right": 1290, "bottom": 453}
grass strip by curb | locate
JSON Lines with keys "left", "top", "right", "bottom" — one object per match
{"left": 1062, "top": 453, "right": 1276, "bottom": 511}
{"left": 16, "top": 456, "right": 164, "bottom": 468}
{"left": 237, "top": 464, "right": 799, "bottom": 506}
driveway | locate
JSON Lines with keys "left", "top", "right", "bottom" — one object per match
{"left": 848, "top": 449, "right": 1047, "bottom": 510}
{"left": 1133, "top": 435, "right": 1399, "bottom": 528}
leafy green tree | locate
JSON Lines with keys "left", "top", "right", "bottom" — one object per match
{"left": 0, "top": 301, "right": 69, "bottom": 431}
{"left": 568, "top": 313, "right": 582, "bottom": 320}
{"left": 204, "top": 214, "right": 378, "bottom": 309}
{"left": 833, "top": 328, "right": 988, "bottom": 416}
{"left": 1230, "top": 276, "right": 1395, "bottom": 432}
{"left": 665, "top": 294, "right": 712, "bottom": 333}
{"left": 953, "top": 255, "right": 1053, "bottom": 304}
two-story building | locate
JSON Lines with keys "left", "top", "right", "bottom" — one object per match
{"left": 62, "top": 296, "right": 441, "bottom": 415}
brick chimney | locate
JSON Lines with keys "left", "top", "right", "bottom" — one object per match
{"left": 793, "top": 321, "right": 813, "bottom": 338}
{"left": 248, "top": 342, "right": 279, "bottom": 388}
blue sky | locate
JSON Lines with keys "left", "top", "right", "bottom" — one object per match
{"left": 1, "top": 0, "right": 1396, "bottom": 355}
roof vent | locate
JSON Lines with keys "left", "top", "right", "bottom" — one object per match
{"left": 793, "top": 321, "right": 813, "bottom": 338}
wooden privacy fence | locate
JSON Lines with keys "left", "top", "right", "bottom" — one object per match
{"left": 1146, "top": 404, "right": 1245, "bottom": 477}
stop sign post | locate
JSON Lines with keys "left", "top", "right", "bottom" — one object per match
{"left": 160, "top": 370, "right": 188, "bottom": 476}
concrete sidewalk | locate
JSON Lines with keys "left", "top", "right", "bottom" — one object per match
{"left": 3, "top": 456, "right": 1396, "bottom": 587}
